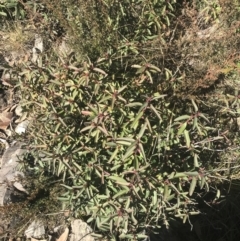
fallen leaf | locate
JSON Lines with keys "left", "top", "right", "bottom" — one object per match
{"left": 56, "top": 228, "right": 69, "bottom": 241}
{"left": 13, "top": 182, "right": 29, "bottom": 194}
{"left": 0, "top": 112, "right": 13, "bottom": 130}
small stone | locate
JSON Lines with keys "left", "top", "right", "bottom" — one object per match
{"left": 70, "top": 219, "right": 94, "bottom": 241}
{"left": 25, "top": 219, "right": 45, "bottom": 239}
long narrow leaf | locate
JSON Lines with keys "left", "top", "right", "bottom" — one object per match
{"left": 177, "top": 122, "right": 187, "bottom": 136}
{"left": 116, "top": 137, "right": 135, "bottom": 143}
{"left": 138, "top": 143, "right": 146, "bottom": 162}
{"left": 189, "top": 177, "right": 197, "bottom": 196}
{"left": 150, "top": 104, "right": 162, "bottom": 122}
{"left": 131, "top": 111, "right": 143, "bottom": 129}
{"left": 125, "top": 102, "right": 142, "bottom": 107}
{"left": 108, "top": 148, "right": 119, "bottom": 163}
{"left": 122, "top": 142, "right": 137, "bottom": 161}
{"left": 108, "top": 176, "right": 128, "bottom": 184}
{"left": 113, "top": 189, "right": 129, "bottom": 199}
{"left": 191, "top": 99, "right": 198, "bottom": 112}
{"left": 138, "top": 121, "right": 147, "bottom": 138}
{"left": 184, "top": 130, "right": 190, "bottom": 148}
{"left": 174, "top": 115, "right": 191, "bottom": 122}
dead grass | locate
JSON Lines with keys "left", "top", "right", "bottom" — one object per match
{"left": 0, "top": 22, "right": 35, "bottom": 66}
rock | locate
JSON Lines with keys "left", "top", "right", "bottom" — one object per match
{"left": 0, "top": 142, "right": 26, "bottom": 205}
{"left": 25, "top": 219, "right": 45, "bottom": 239}
{"left": 32, "top": 34, "right": 43, "bottom": 63}
{"left": 15, "top": 120, "right": 30, "bottom": 134}
{"left": 69, "top": 219, "right": 94, "bottom": 241}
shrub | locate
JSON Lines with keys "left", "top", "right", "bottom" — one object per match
{"left": 19, "top": 51, "right": 240, "bottom": 240}
{"left": 9, "top": 0, "right": 240, "bottom": 239}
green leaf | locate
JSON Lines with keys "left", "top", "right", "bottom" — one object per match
{"left": 96, "top": 194, "right": 109, "bottom": 200}
{"left": 60, "top": 184, "right": 73, "bottom": 190}
{"left": 131, "top": 210, "right": 138, "bottom": 225}
{"left": 116, "top": 137, "right": 135, "bottom": 143}
{"left": 97, "top": 126, "right": 109, "bottom": 136}
{"left": 116, "top": 140, "right": 132, "bottom": 146}
{"left": 152, "top": 190, "right": 157, "bottom": 206}
{"left": 122, "top": 142, "right": 136, "bottom": 161}
{"left": 131, "top": 64, "right": 142, "bottom": 68}
{"left": 183, "top": 214, "right": 188, "bottom": 224}
{"left": 136, "top": 66, "right": 146, "bottom": 74}
{"left": 132, "top": 185, "right": 141, "bottom": 199}
{"left": 124, "top": 197, "right": 130, "bottom": 209}
{"left": 137, "top": 121, "right": 147, "bottom": 138}
{"left": 177, "top": 122, "right": 187, "bottom": 136}
{"left": 148, "top": 64, "right": 161, "bottom": 72}
{"left": 87, "top": 105, "right": 98, "bottom": 115}
{"left": 184, "top": 171, "right": 199, "bottom": 176}
{"left": 0, "top": 12, "right": 7, "bottom": 16}
{"left": 138, "top": 102, "right": 148, "bottom": 113}
{"left": 191, "top": 99, "right": 198, "bottom": 112}
{"left": 193, "top": 116, "right": 198, "bottom": 130}
{"left": 198, "top": 113, "right": 209, "bottom": 122}
{"left": 108, "top": 148, "right": 119, "bottom": 163}
{"left": 94, "top": 129, "right": 100, "bottom": 143}
{"left": 189, "top": 211, "right": 200, "bottom": 215}
{"left": 108, "top": 176, "right": 128, "bottom": 184}
{"left": 113, "top": 189, "right": 129, "bottom": 199}
{"left": 200, "top": 176, "right": 206, "bottom": 189}
{"left": 150, "top": 104, "right": 162, "bottom": 122}
{"left": 57, "top": 196, "right": 70, "bottom": 201}
{"left": 189, "top": 177, "right": 197, "bottom": 196}
{"left": 194, "top": 154, "right": 199, "bottom": 168}
{"left": 146, "top": 70, "right": 153, "bottom": 83}
{"left": 169, "top": 172, "right": 188, "bottom": 180}
{"left": 106, "top": 142, "right": 117, "bottom": 147}
{"left": 125, "top": 102, "right": 142, "bottom": 107}
{"left": 196, "top": 124, "right": 204, "bottom": 136}
{"left": 80, "top": 125, "right": 93, "bottom": 133}
{"left": 163, "top": 184, "right": 169, "bottom": 201}
{"left": 57, "top": 161, "right": 65, "bottom": 176}
{"left": 174, "top": 115, "right": 191, "bottom": 122}
{"left": 138, "top": 143, "right": 146, "bottom": 162}
{"left": 110, "top": 164, "right": 122, "bottom": 171}
{"left": 93, "top": 67, "right": 107, "bottom": 76}
{"left": 117, "top": 85, "right": 127, "bottom": 93}
{"left": 145, "top": 117, "right": 152, "bottom": 133}
{"left": 133, "top": 156, "right": 139, "bottom": 170}
{"left": 152, "top": 93, "right": 167, "bottom": 100}
{"left": 167, "top": 194, "right": 175, "bottom": 201}
{"left": 184, "top": 129, "right": 191, "bottom": 148}
{"left": 215, "top": 189, "right": 221, "bottom": 200}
